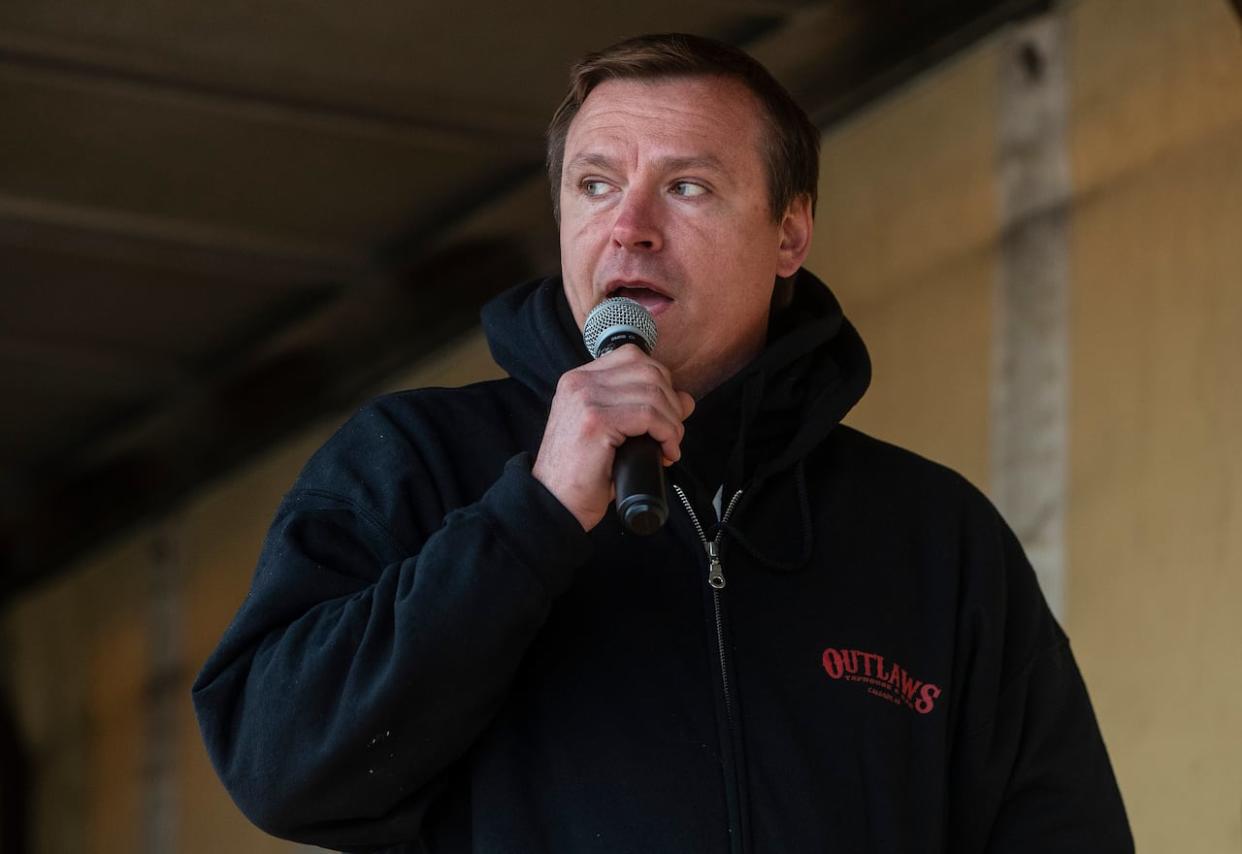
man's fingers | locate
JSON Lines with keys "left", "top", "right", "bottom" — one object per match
{"left": 678, "top": 391, "right": 696, "bottom": 419}
{"left": 602, "top": 400, "right": 684, "bottom": 446}
{"left": 587, "top": 344, "right": 677, "bottom": 390}
{"left": 598, "top": 380, "right": 686, "bottom": 431}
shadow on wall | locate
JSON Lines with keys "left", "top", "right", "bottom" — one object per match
{"left": 0, "top": 684, "right": 29, "bottom": 854}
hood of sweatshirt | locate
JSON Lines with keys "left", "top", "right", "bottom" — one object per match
{"left": 481, "top": 273, "right": 592, "bottom": 403}
{"left": 481, "top": 269, "right": 872, "bottom": 572}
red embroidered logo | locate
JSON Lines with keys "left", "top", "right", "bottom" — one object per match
{"left": 821, "top": 647, "right": 943, "bottom": 715}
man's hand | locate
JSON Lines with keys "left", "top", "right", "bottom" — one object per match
{"left": 532, "top": 344, "right": 696, "bottom": 532}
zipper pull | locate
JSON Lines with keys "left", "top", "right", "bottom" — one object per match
{"left": 706, "top": 541, "right": 726, "bottom": 590}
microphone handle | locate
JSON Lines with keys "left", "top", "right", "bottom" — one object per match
{"left": 614, "top": 434, "right": 668, "bottom": 535}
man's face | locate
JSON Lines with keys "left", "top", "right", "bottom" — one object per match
{"left": 558, "top": 75, "right": 811, "bottom": 397}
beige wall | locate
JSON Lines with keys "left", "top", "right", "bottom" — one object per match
{"left": 1068, "top": 0, "right": 1242, "bottom": 849}
{"left": 3, "top": 0, "right": 1241, "bottom": 850}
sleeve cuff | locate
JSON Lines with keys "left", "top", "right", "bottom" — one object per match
{"left": 477, "top": 452, "right": 594, "bottom": 597}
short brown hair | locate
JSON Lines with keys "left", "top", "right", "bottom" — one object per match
{"left": 546, "top": 33, "right": 821, "bottom": 223}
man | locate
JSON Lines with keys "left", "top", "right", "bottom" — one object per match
{"left": 194, "top": 33, "right": 1133, "bottom": 853}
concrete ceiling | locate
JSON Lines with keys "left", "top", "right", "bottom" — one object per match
{"left": 0, "top": 0, "right": 1052, "bottom": 600}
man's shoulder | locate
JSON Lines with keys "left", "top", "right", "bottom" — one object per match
{"left": 302, "top": 376, "right": 538, "bottom": 480}
{"left": 821, "top": 424, "right": 996, "bottom": 517}
{"left": 826, "top": 424, "right": 974, "bottom": 486}
{"left": 343, "top": 375, "right": 546, "bottom": 439}
{"left": 368, "top": 375, "right": 532, "bottom": 419}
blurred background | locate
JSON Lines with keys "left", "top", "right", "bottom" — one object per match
{"left": 1, "top": 0, "right": 1240, "bottom": 851}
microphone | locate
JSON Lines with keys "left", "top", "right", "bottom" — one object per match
{"left": 583, "top": 297, "right": 667, "bottom": 535}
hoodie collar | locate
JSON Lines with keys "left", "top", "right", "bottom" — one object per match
{"left": 481, "top": 271, "right": 869, "bottom": 422}
{"left": 481, "top": 275, "right": 589, "bottom": 403}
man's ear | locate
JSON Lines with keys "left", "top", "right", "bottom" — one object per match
{"left": 775, "top": 195, "right": 813, "bottom": 278}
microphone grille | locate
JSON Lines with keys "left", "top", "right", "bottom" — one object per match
{"left": 583, "top": 296, "right": 658, "bottom": 359}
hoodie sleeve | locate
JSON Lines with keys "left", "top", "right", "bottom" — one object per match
{"left": 945, "top": 494, "right": 1133, "bottom": 853}
{"left": 190, "top": 398, "right": 592, "bottom": 850}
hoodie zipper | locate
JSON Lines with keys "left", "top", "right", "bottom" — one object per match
{"left": 672, "top": 484, "right": 746, "bottom": 851}
{"left": 673, "top": 485, "right": 743, "bottom": 590}
{"left": 671, "top": 486, "right": 742, "bottom": 722}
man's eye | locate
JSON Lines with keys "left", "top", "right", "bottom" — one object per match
{"left": 581, "top": 180, "right": 611, "bottom": 197}
{"left": 671, "top": 181, "right": 707, "bottom": 198}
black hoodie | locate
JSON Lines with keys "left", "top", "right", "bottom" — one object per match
{"left": 193, "top": 271, "right": 1132, "bottom": 853}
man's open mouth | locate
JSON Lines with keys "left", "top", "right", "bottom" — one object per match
{"left": 609, "top": 285, "right": 674, "bottom": 315}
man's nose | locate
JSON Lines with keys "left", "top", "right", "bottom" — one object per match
{"left": 610, "top": 189, "right": 663, "bottom": 252}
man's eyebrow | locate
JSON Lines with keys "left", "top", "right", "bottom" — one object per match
{"left": 654, "top": 154, "right": 727, "bottom": 174}
{"left": 564, "top": 153, "right": 728, "bottom": 174}
{"left": 565, "top": 152, "right": 619, "bottom": 173}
